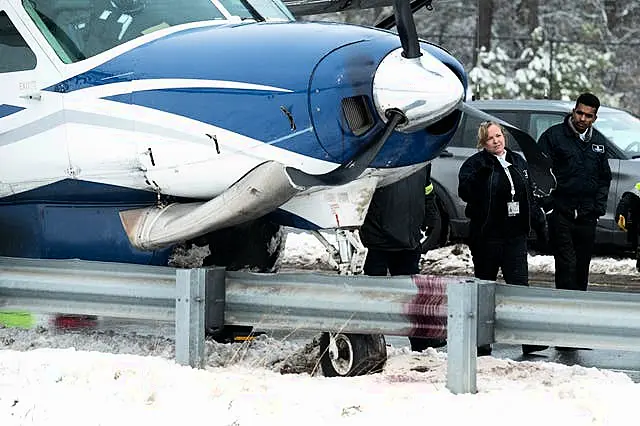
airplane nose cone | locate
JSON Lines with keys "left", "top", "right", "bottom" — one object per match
{"left": 372, "top": 48, "right": 465, "bottom": 132}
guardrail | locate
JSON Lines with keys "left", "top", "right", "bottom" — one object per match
{"left": 0, "top": 257, "right": 487, "bottom": 366}
{"left": 1, "top": 257, "right": 640, "bottom": 395}
{"left": 447, "top": 281, "right": 640, "bottom": 394}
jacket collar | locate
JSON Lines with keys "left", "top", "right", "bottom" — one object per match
{"left": 482, "top": 147, "right": 516, "bottom": 165}
{"left": 564, "top": 113, "right": 593, "bottom": 143}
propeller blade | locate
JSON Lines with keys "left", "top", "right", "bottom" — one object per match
{"left": 376, "top": 0, "right": 432, "bottom": 30}
{"left": 286, "top": 111, "right": 405, "bottom": 188}
{"left": 458, "top": 102, "right": 556, "bottom": 197}
{"left": 393, "top": 0, "right": 422, "bottom": 59}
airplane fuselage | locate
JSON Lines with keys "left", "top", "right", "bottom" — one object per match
{"left": 0, "top": 0, "right": 466, "bottom": 265}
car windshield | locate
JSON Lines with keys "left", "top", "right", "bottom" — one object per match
{"left": 23, "top": 0, "right": 293, "bottom": 63}
{"left": 595, "top": 110, "right": 640, "bottom": 159}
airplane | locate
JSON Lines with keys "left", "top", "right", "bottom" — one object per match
{"left": 0, "top": 0, "right": 478, "bottom": 274}
{"left": 1, "top": 0, "right": 561, "bottom": 375}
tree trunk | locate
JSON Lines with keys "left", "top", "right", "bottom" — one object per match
{"left": 604, "top": 0, "right": 617, "bottom": 30}
{"left": 526, "top": 0, "right": 539, "bottom": 34}
{"left": 475, "top": 0, "right": 494, "bottom": 65}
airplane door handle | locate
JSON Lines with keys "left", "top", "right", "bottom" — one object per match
{"left": 19, "top": 92, "right": 42, "bottom": 101}
{"left": 439, "top": 150, "right": 453, "bottom": 158}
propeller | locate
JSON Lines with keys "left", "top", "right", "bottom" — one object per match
{"left": 376, "top": 0, "right": 432, "bottom": 31}
{"left": 393, "top": 0, "right": 422, "bottom": 59}
{"left": 286, "top": 111, "right": 406, "bottom": 188}
{"left": 288, "top": 2, "right": 430, "bottom": 187}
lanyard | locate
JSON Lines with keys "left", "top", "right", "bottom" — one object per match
{"left": 504, "top": 167, "right": 516, "bottom": 202}
{"left": 496, "top": 154, "right": 516, "bottom": 202}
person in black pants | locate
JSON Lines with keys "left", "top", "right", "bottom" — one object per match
{"left": 615, "top": 184, "right": 640, "bottom": 272}
{"left": 538, "top": 93, "right": 612, "bottom": 295}
{"left": 458, "top": 121, "right": 547, "bottom": 356}
{"left": 360, "top": 164, "right": 444, "bottom": 352}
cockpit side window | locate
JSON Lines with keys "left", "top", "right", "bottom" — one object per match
{"left": 0, "top": 10, "right": 37, "bottom": 73}
{"left": 22, "top": 0, "right": 226, "bottom": 63}
{"left": 218, "top": 0, "right": 294, "bottom": 21}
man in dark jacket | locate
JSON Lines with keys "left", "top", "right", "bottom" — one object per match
{"left": 538, "top": 93, "right": 612, "bottom": 292}
{"left": 360, "top": 164, "right": 444, "bottom": 351}
{"left": 360, "top": 166, "right": 426, "bottom": 275}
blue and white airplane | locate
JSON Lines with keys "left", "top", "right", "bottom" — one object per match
{"left": 0, "top": 0, "right": 469, "bottom": 272}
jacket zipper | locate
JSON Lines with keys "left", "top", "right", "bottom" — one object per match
{"left": 480, "top": 167, "right": 494, "bottom": 235}
{"left": 512, "top": 166, "right": 532, "bottom": 233}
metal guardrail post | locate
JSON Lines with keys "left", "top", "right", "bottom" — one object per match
{"left": 477, "top": 280, "right": 496, "bottom": 347}
{"left": 205, "top": 267, "right": 226, "bottom": 335}
{"left": 175, "top": 269, "right": 205, "bottom": 368}
{"left": 446, "top": 280, "right": 479, "bottom": 394}
{"left": 175, "top": 268, "right": 225, "bottom": 368}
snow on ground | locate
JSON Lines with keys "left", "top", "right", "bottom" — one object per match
{"left": 0, "top": 334, "right": 638, "bottom": 425}
{"left": 1, "top": 327, "right": 640, "bottom": 426}
{"left": 1, "top": 229, "right": 640, "bottom": 425}
{"left": 281, "top": 229, "right": 640, "bottom": 277}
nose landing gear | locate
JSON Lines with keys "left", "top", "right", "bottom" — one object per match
{"left": 319, "top": 332, "right": 387, "bottom": 377}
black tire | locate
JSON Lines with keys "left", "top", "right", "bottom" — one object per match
{"left": 319, "top": 332, "right": 387, "bottom": 377}
{"left": 201, "top": 217, "right": 285, "bottom": 272}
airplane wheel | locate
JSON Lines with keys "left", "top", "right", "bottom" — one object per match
{"left": 319, "top": 332, "right": 387, "bottom": 377}
{"left": 201, "top": 218, "right": 285, "bottom": 272}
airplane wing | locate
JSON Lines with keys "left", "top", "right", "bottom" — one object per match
{"left": 283, "top": 0, "right": 394, "bottom": 17}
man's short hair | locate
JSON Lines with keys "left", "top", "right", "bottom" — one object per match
{"left": 576, "top": 92, "right": 600, "bottom": 111}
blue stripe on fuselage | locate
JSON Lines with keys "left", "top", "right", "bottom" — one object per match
{"left": 46, "top": 21, "right": 466, "bottom": 168}
{"left": 0, "top": 104, "right": 24, "bottom": 118}
{"left": 106, "top": 86, "right": 333, "bottom": 161}
{"left": 0, "top": 180, "right": 174, "bottom": 265}
{"left": 0, "top": 179, "right": 160, "bottom": 204}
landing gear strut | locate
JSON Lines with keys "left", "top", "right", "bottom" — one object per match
{"left": 313, "top": 229, "right": 388, "bottom": 376}
{"left": 311, "top": 229, "right": 367, "bottom": 275}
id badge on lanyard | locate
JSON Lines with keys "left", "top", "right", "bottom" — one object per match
{"left": 505, "top": 167, "right": 519, "bottom": 216}
{"left": 507, "top": 201, "right": 520, "bottom": 216}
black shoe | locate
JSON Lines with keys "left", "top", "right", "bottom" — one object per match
{"left": 522, "top": 344, "right": 548, "bottom": 355}
{"left": 477, "top": 344, "right": 492, "bottom": 356}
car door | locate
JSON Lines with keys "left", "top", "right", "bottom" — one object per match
{"left": 0, "top": 2, "right": 68, "bottom": 198}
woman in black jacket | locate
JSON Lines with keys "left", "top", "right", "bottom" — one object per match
{"left": 458, "top": 121, "right": 546, "bottom": 356}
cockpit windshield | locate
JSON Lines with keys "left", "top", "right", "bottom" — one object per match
{"left": 22, "top": 0, "right": 294, "bottom": 63}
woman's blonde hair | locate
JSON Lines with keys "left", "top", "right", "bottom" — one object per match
{"left": 476, "top": 121, "right": 507, "bottom": 149}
